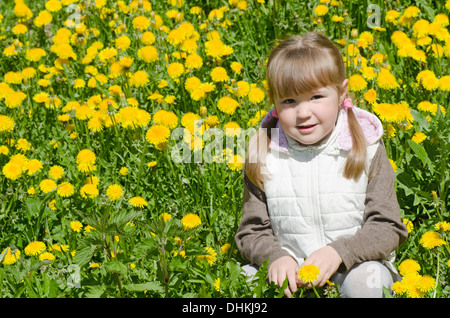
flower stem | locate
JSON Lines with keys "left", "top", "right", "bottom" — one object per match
{"left": 311, "top": 285, "right": 321, "bottom": 298}
{"left": 433, "top": 252, "right": 440, "bottom": 298}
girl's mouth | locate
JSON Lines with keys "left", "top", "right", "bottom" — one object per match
{"left": 297, "top": 124, "right": 317, "bottom": 133}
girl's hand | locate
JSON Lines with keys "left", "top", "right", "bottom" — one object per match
{"left": 299, "top": 246, "right": 342, "bottom": 288}
{"left": 268, "top": 256, "right": 299, "bottom": 297}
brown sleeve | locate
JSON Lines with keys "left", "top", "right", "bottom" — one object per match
{"left": 328, "top": 142, "right": 409, "bottom": 272}
{"left": 234, "top": 170, "right": 291, "bottom": 268}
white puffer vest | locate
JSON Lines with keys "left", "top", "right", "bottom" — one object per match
{"left": 262, "top": 106, "right": 383, "bottom": 266}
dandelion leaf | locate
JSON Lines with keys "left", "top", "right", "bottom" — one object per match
{"left": 74, "top": 244, "right": 99, "bottom": 267}
{"left": 124, "top": 281, "right": 164, "bottom": 293}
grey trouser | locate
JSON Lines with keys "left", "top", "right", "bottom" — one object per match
{"left": 242, "top": 260, "right": 399, "bottom": 298}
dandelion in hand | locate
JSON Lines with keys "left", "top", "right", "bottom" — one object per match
{"left": 298, "top": 264, "right": 322, "bottom": 297}
{"left": 298, "top": 264, "right": 321, "bottom": 284}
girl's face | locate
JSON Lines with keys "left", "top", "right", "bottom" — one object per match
{"left": 274, "top": 80, "right": 348, "bottom": 147}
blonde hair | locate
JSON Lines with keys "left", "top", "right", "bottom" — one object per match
{"left": 246, "top": 32, "right": 367, "bottom": 190}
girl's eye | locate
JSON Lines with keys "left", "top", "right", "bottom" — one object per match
{"left": 282, "top": 99, "right": 296, "bottom": 104}
{"left": 311, "top": 95, "right": 323, "bottom": 100}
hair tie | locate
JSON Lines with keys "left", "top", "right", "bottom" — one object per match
{"left": 271, "top": 107, "right": 279, "bottom": 118}
{"left": 342, "top": 98, "right": 353, "bottom": 111}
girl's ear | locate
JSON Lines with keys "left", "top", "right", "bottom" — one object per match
{"left": 339, "top": 79, "right": 349, "bottom": 105}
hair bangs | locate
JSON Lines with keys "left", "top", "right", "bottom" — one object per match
{"left": 268, "top": 47, "right": 341, "bottom": 102}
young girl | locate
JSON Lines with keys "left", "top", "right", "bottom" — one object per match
{"left": 235, "top": 32, "right": 408, "bottom": 298}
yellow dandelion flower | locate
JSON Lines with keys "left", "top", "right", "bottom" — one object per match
{"left": 0, "top": 115, "right": 15, "bottom": 133}
{"left": 70, "top": 221, "right": 83, "bottom": 233}
{"left": 411, "top": 132, "right": 426, "bottom": 144}
{"left": 24, "top": 241, "right": 46, "bottom": 256}
{"left": 106, "top": 184, "right": 124, "bottom": 201}
{"left": 363, "top": 88, "right": 377, "bottom": 104}
{"left": 416, "top": 70, "right": 439, "bottom": 91}
{"left": 314, "top": 4, "right": 329, "bottom": 16}
{"left": 358, "top": 31, "right": 374, "bottom": 48}
{"left": 204, "top": 39, "right": 233, "bottom": 58}
{"left": 221, "top": 243, "right": 231, "bottom": 254}
{"left": 24, "top": 159, "right": 43, "bottom": 176}
{"left": 391, "top": 281, "right": 407, "bottom": 296}
{"left": 389, "top": 159, "right": 397, "bottom": 173}
{"left": 34, "top": 10, "right": 53, "bottom": 27}
{"left": 73, "top": 79, "right": 85, "bottom": 89}
{"left": 420, "top": 231, "right": 446, "bottom": 249}
{"left": 217, "top": 96, "right": 239, "bottom": 115}
{"left": 361, "top": 67, "right": 376, "bottom": 80}
{"left": 197, "top": 247, "right": 217, "bottom": 265}
{"left": 298, "top": 264, "right": 321, "bottom": 283}
{"left": 14, "top": 3, "right": 33, "bottom": 19}
{"left": 372, "top": 103, "right": 398, "bottom": 122}
{"left": 145, "top": 124, "right": 171, "bottom": 146}
{"left": 1, "top": 247, "right": 20, "bottom": 265}
{"left": 130, "top": 70, "right": 149, "bottom": 87}
{"left": 211, "top": 67, "right": 229, "bottom": 82}
{"left": 439, "top": 75, "right": 450, "bottom": 91}
{"left": 77, "top": 149, "right": 96, "bottom": 173}
{"left": 385, "top": 10, "right": 400, "bottom": 23}
{"left": 119, "top": 167, "right": 128, "bottom": 176}
{"left": 376, "top": 68, "right": 399, "bottom": 90}
{"left": 416, "top": 275, "right": 435, "bottom": 293}
{"left": 398, "top": 259, "right": 421, "bottom": 276}
{"left": 235, "top": 81, "right": 250, "bottom": 97}
{"left": 147, "top": 161, "right": 157, "bottom": 168}
{"left": 435, "top": 221, "right": 450, "bottom": 232}
{"left": 137, "top": 45, "right": 158, "bottom": 63}
{"left": 153, "top": 110, "right": 178, "bottom": 129}
{"left": 167, "top": 62, "right": 185, "bottom": 79}
{"left": 25, "top": 48, "right": 47, "bottom": 62}
{"left": 45, "top": 0, "right": 62, "bottom": 12}
{"left": 230, "top": 61, "right": 243, "bottom": 74}
{"left": 185, "top": 53, "right": 203, "bottom": 69}
{"left": 181, "top": 213, "right": 201, "bottom": 230}
{"left": 248, "top": 86, "right": 265, "bottom": 104}
{"left": 214, "top": 277, "right": 221, "bottom": 292}
{"left": 402, "top": 218, "right": 414, "bottom": 233}
{"left": 128, "top": 196, "right": 148, "bottom": 208}
{"left": 80, "top": 183, "right": 99, "bottom": 199}
{"left": 417, "top": 101, "right": 438, "bottom": 115}
{"left": 141, "top": 31, "right": 156, "bottom": 45}
{"left": 227, "top": 155, "right": 244, "bottom": 171}
{"left": 412, "top": 19, "right": 430, "bottom": 38}
{"left": 0, "top": 146, "right": 9, "bottom": 156}
{"left": 48, "top": 165, "right": 64, "bottom": 180}
{"left": 39, "top": 252, "right": 55, "bottom": 262}
{"left": 400, "top": 274, "right": 424, "bottom": 298}
{"left": 132, "top": 15, "right": 150, "bottom": 31}
{"left": 348, "top": 74, "right": 368, "bottom": 91}
{"left": 5, "top": 91, "right": 27, "bottom": 108}
{"left": 114, "top": 34, "right": 131, "bottom": 51}
{"left": 2, "top": 162, "right": 22, "bottom": 180}
{"left": 57, "top": 182, "right": 74, "bottom": 197}
{"left": 40, "top": 178, "right": 57, "bottom": 193}
{"left": 185, "top": 77, "right": 202, "bottom": 93}
{"left": 97, "top": 47, "right": 117, "bottom": 63}
{"left": 403, "top": 6, "right": 420, "bottom": 18}
{"left": 224, "top": 121, "right": 241, "bottom": 137}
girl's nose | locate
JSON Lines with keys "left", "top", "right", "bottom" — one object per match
{"left": 296, "top": 102, "right": 312, "bottom": 119}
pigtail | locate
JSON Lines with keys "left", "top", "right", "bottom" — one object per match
{"left": 343, "top": 108, "right": 367, "bottom": 180}
{"left": 245, "top": 128, "right": 271, "bottom": 191}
